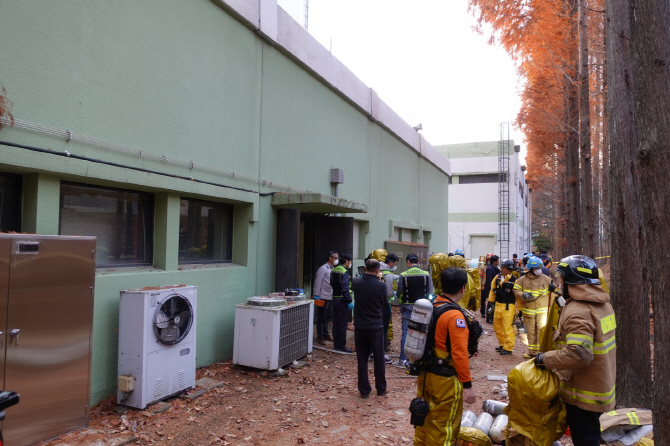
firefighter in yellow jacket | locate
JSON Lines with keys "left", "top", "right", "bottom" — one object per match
{"left": 488, "top": 259, "right": 517, "bottom": 355}
{"left": 513, "top": 256, "right": 551, "bottom": 358}
{"left": 535, "top": 255, "right": 616, "bottom": 446}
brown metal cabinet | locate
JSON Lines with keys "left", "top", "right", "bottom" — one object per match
{"left": 0, "top": 235, "right": 95, "bottom": 446}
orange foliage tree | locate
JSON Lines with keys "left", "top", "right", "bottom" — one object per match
{"left": 468, "top": 0, "right": 607, "bottom": 258}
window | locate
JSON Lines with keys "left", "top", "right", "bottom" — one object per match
{"left": 179, "top": 198, "right": 233, "bottom": 263}
{"left": 459, "top": 173, "right": 508, "bottom": 184}
{"left": 0, "top": 173, "right": 21, "bottom": 232}
{"left": 60, "top": 183, "right": 153, "bottom": 266}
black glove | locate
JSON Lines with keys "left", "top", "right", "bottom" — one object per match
{"left": 534, "top": 352, "right": 545, "bottom": 367}
{"left": 522, "top": 292, "right": 533, "bottom": 301}
{"left": 518, "top": 311, "right": 523, "bottom": 319}
{"left": 548, "top": 284, "right": 557, "bottom": 293}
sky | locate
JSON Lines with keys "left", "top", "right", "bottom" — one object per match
{"left": 278, "top": 0, "right": 525, "bottom": 154}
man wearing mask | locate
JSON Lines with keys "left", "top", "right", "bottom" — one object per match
{"left": 481, "top": 255, "right": 500, "bottom": 318}
{"left": 313, "top": 251, "right": 338, "bottom": 345}
{"left": 351, "top": 259, "right": 388, "bottom": 397}
{"left": 513, "top": 256, "right": 551, "bottom": 358}
{"left": 379, "top": 253, "right": 399, "bottom": 358}
{"left": 330, "top": 253, "right": 353, "bottom": 353}
{"left": 488, "top": 259, "right": 517, "bottom": 355}
{"left": 535, "top": 255, "right": 616, "bottom": 446}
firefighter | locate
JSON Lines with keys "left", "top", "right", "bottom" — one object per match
{"left": 414, "top": 268, "right": 476, "bottom": 446}
{"left": 379, "top": 253, "right": 398, "bottom": 360}
{"left": 454, "top": 249, "right": 465, "bottom": 258}
{"left": 535, "top": 255, "right": 616, "bottom": 446}
{"left": 488, "top": 259, "right": 517, "bottom": 355}
{"left": 513, "top": 256, "right": 551, "bottom": 358}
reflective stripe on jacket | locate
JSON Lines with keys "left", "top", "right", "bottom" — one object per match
{"left": 512, "top": 273, "right": 551, "bottom": 311}
{"left": 542, "top": 284, "right": 616, "bottom": 412}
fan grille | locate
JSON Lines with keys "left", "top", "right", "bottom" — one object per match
{"left": 153, "top": 294, "right": 194, "bottom": 345}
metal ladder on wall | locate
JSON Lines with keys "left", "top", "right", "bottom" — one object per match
{"left": 498, "top": 123, "right": 511, "bottom": 260}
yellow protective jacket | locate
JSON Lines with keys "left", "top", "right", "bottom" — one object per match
{"left": 513, "top": 273, "right": 551, "bottom": 314}
{"left": 541, "top": 284, "right": 616, "bottom": 412}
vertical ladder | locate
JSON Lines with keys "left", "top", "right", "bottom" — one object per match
{"left": 498, "top": 123, "right": 511, "bottom": 260}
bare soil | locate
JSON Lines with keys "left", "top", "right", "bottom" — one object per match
{"left": 42, "top": 308, "right": 538, "bottom": 446}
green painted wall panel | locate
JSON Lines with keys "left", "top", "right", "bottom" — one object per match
{"left": 0, "top": 1, "right": 452, "bottom": 407}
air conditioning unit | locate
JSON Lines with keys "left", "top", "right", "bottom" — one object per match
{"left": 117, "top": 286, "right": 197, "bottom": 409}
{"left": 233, "top": 296, "right": 313, "bottom": 370}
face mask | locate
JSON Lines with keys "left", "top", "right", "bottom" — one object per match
{"left": 333, "top": 259, "right": 339, "bottom": 266}
{"left": 391, "top": 266, "right": 397, "bottom": 272}
{"left": 534, "top": 269, "right": 542, "bottom": 276}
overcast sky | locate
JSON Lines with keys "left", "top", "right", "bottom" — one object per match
{"left": 279, "top": 0, "right": 525, "bottom": 154}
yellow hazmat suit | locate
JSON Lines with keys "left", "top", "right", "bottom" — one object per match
{"left": 488, "top": 273, "right": 517, "bottom": 351}
{"left": 429, "top": 253, "right": 452, "bottom": 295}
{"left": 513, "top": 273, "right": 551, "bottom": 355}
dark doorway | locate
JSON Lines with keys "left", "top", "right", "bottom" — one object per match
{"left": 300, "top": 215, "right": 353, "bottom": 297}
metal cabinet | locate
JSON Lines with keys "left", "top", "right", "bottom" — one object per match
{"left": 0, "top": 235, "right": 95, "bottom": 446}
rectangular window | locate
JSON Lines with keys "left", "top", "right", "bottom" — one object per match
{"left": 459, "top": 173, "right": 508, "bottom": 184}
{"left": 179, "top": 198, "right": 233, "bottom": 263}
{"left": 60, "top": 183, "right": 153, "bottom": 266}
{"left": 0, "top": 173, "right": 22, "bottom": 232}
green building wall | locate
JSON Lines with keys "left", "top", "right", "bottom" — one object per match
{"left": 0, "top": 0, "right": 450, "bottom": 405}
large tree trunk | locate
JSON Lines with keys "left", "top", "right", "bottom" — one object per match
{"left": 578, "top": 0, "right": 596, "bottom": 258}
{"left": 605, "top": 0, "right": 652, "bottom": 409}
{"left": 629, "top": 0, "right": 670, "bottom": 434}
{"left": 565, "top": 0, "right": 582, "bottom": 255}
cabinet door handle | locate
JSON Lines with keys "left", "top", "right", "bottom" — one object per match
{"left": 10, "top": 329, "right": 19, "bottom": 346}
{"left": 0, "top": 331, "right": 3, "bottom": 348}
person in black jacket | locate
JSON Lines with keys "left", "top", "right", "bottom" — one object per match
{"left": 351, "top": 259, "right": 388, "bottom": 397}
{"left": 481, "top": 255, "right": 500, "bottom": 317}
{"left": 330, "top": 253, "right": 353, "bottom": 353}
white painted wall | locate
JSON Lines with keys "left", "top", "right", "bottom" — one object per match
{"left": 447, "top": 148, "right": 531, "bottom": 259}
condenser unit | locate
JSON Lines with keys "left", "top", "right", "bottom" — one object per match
{"left": 233, "top": 297, "right": 313, "bottom": 370}
{"left": 117, "top": 286, "right": 197, "bottom": 409}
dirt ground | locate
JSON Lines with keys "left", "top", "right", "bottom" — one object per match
{"left": 42, "top": 307, "right": 553, "bottom": 446}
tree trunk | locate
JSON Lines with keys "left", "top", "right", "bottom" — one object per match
{"left": 578, "top": 0, "right": 596, "bottom": 258}
{"left": 565, "top": 0, "right": 582, "bottom": 255}
{"left": 605, "top": 0, "right": 652, "bottom": 409}
{"left": 629, "top": 0, "right": 670, "bottom": 434}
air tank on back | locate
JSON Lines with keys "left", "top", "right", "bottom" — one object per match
{"left": 404, "top": 299, "right": 434, "bottom": 362}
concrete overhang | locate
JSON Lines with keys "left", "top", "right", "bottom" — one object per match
{"left": 271, "top": 193, "right": 368, "bottom": 214}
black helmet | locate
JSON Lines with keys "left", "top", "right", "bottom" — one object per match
{"left": 522, "top": 255, "right": 530, "bottom": 266}
{"left": 556, "top": 255, "right": 600, "bottom": 285}
{"left": 500, "top": 259, "right": 515, "bottom": 270}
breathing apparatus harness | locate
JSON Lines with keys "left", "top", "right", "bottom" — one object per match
{"left": 406, "top": 296, "right": 482, "bottom": 377}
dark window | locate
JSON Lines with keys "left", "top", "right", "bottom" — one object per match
{"left": 458, "top": 173, "right": 508, "bottom": 184}
{"left": 59, "top": 183, "right": 153, "bottom": 266}
{"left": 179, "top": 198, "right": 233, "bottom": 263}
{"left": 0, "top": 173, "right": 21, "bottom": 232}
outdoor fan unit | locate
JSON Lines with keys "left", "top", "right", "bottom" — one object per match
{"left": 117, "top": 286, "right": 197, "bottom": 409}
{"left": 233, "top": 297, "right": 313, "bottom": 370}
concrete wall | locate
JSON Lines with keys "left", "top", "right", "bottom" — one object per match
{"left": 436, "top": 141, "right": 530, "bottom": 258}
{"left": 0, "top": 0, "right": 451, "bottom": 405}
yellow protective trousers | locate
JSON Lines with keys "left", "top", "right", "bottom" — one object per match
{"left": 387, "top": 316, "right": 394, "bottom": 341}
{"left": 493, "top": 302, "right": 516, "bottom": 351}
{"left": 522, "top": 305, "right": 548, "bottom": 354}
{"left": 414, "top": 372, "right": 464, "bottom": 446}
